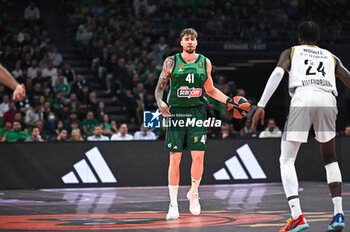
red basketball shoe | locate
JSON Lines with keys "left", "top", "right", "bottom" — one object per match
{"left": 279, "top": 214, "right": 309, "bottom": 232}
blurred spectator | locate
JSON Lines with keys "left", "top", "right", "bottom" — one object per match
{"left": 12, "top": 60, "right": 23, "bottom": 80}
{"left": 240, "top": 119, "right": 256, "bottom": 137}
{"left": 82, "top": 111, "right": 99, "bottom": 135}
{"left": 110, "top": 120, "right": 118, "bottom": 134}
{"left": 344, "top": 125, "right": 350, "bottom": 136}
{"left": 50, "top": 92, "right": 64, "bottom": 115}
{"left": 0, "top": 121, "right": 12, "bottom": 138}
{"left": 0, "top": 94, "right": 10, "bottom": 117}
{"left": 55, "top": 120, "right": 64, "bottom": 134}
{"left": 96, "top": 101, "right": 106, "bottom": 122}
{"left": 112, "top": 58, "right": 130, "bottom": 98}
{"left": 55, "top": 75, "right": 70, "bottom": 97}
{"left": 259, "top": 118, "right": 282, "bottom": 138}
{"left": 3, "top": 102, "right": 20, "bottom": 125}
{"left": 148, "top": 45, "right": 163, "bottom": 69}
{"left": 1, "top": 121, "right": 28, "bottom": 142}
{"left": 134, "top": 124, "right": 157, "bottom": 140}
{"left": 67, "top": 93, "right": 79, "bottom": 112}
{"left": 77, "top": 102, "right": 88, "bottom": 121}
{"left": 43, "top": 111, "right": 57, "bottom": 135}
{"left": 219, "top": 123, "right": 235, "bottom": 139}
{"left": 42, "top": 60, "right": 58, "bottom": 87}
{"left": 59, "top": 103, "right": 70, "bottom": 121}
{"left": 64, "top": 112, "right": 81, "bottom": 131}
{"left": 39, "top": 54, "right": 50, "bottom": 69}
{"left": 25, "top": 105, "right": 42, "bottom": 127}
{"left": 25, "top": 127, "right": 44, "bottom": 142}
{"left": 78, "top": 85, "right": 90, "bottom": 103}
{"left": 50, "top": 128, "right": 67, "bottom": 142}
{"left": 111, "top": 123, "right": 133, "bottom": 141}
{"left": 48, "top": 46, "right": 63, "bottom": 67}
{"left": 144, "top": 93, "right": 157, "bottom": 111}
{"left": 88, "top": 92, "right": 98, "bottom": 115}
{"left": 28, "top": 59, "right": 39, "bottom": 79}
{"left": 87, "top": 125, "right": 109, "bottom": 141}
{"left": 69, "top": 128, "right": 84, "bottom": 141}
{"left": 24, "top": 1, "right": 40, "bottom": 23}
{"left": 63, "top": 63, "right": 75, "bottom": 84}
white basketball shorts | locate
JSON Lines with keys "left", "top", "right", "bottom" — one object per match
{"left": 283, "top": 86, "right": 337, "bottom": 143}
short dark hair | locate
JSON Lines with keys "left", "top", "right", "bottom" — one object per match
{"left": 180, "top": 28, "right": 198, "bottom": 39}
{"left": 298, "top": 21, "right": 320, "bottom": 44}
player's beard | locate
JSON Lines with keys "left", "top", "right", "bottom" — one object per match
{"left": 186, "top": 47, "right": 195, "bottom": 54}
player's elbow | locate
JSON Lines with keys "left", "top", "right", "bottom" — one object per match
{"left": 205, "top": 86, "right": 214, "bottom": 96}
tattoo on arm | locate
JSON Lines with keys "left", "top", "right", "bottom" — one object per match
{"left": 155, "top": 56, "right": 174, "bottom": 105}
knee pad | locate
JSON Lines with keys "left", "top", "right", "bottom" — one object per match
{"left": 325, "top": 162, "right": 342, "bottom": 184}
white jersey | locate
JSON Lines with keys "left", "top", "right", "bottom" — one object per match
{"left": 289, "top": 45, "right": 337, "bottom": 96}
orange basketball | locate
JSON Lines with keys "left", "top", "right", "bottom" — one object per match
{"left": 227, "top": 96, "right": 250, "bottom": 119}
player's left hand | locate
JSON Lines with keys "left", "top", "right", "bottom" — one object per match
{"left": 158, "top": 100, "right": 171, "bottom": 118}
{"left": 13, "top": 84, "right": 26, "bottom": 100}
{"left": 251, "top": 107, "right": 265, "bottom": 131}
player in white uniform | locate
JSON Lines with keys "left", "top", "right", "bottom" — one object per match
{"left": 251, "top": 21, "right": 350, "bottom": 232}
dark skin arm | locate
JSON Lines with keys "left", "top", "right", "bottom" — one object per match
{"left": 251, "top": 48, "right": 291, "bottom": 131}
{"left": 334, "top": 55, "right": 350, "bottom": 90}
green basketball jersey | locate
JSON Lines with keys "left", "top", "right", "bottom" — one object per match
{"left": 167, "top": 53, "right": 208, "bottom": 107}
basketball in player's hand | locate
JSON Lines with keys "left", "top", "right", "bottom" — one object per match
{"left": 227, "top": 96, "right": 250, "bottom": 119}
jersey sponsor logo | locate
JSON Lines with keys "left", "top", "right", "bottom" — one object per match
{"left": 177, "top": 86, "right": 202, "bottom": 98}
{"left": 198, "top": 61, "right": 203, "bottom": 68}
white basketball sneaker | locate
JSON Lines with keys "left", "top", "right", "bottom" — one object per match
{"left": 166, "top": 204, "right": 179, "bottom": 220}
{"left": 187, "top": 191, "right": 201, "bottom": 215}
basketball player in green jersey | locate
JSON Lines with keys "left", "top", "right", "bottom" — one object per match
{"left": 155, "top": 28, "right": 234, "bottom": 219}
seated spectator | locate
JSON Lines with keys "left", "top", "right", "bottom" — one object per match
{"left": 55, "top": 120, "right": 64, "bottom": 135}
{"left": 96, "top": 101, "right": 106, "bottom": 122}
{"left": 43, "top": 111, "right": 57, "bottom": 135}
{"left": 69, "top": 128, "right": 84, "bottom": 141}
{"left": 64, "top": 112, "right": 81, "bottom": 131}
{"left": 77, "top": 102, "right": 88, "bottom": 121}
{"left": 50, "top": 92, "right": 64, "bottom": 115}
{"left": 50, "top": 128, "right": 68, "bottom": 142}
{"left": 88, "top": 92, "right": 98, "bottom": 115}
{"left": 110, "top": 120, "right": 118, "bottom": 134}
{"left": 63, "top": 63, "right": 75, "bottom": 84}
{"left": 39, "top": 54, "right": 50, "bottom": 69}
{"left": 82, "top": 111, "right": 99, "bottom": 136}
{"left": 110, "top": 123, "right": 133, "bottom": 141}
{"left": 3, "top": 102, "right": 20, "bottom": 125}
{"left": 55, "top": 75, "right": 71, "bottom": 97}
{"left": 240, "top": 119, "right": 258, "bottom": 138}
{"left": 0, "top": 121, "right": 12, "bottom": 139}
{"left": 344, "top": 125, "right": 350, "bottom": 136}
{"left": 87, "top": 125, "right": 109, "bottom": 141}
{"left": 71, "top": 74, "right": 87, "bottom": 96}
{"left": 48, "top": 46, "right": 63, "bottom": 67}
{"left": 12, "top": 60, "right": 23, "bottom": 79}
{"left": 219, "top": 123, "right": 236, "bottom": 139}
{"left": 25, "top": 104, "right": 42, "bottom": 128}
{"left": 28, "top": 59, "right": 39, "bottom": 79}
{"left": 0, "top": 94, "right": 9, "bottom": 117}
{"left": 24, "top": 1, "right": 40, "bottom": 23}
{"left": 259, "top": 118, "right": 282, "bottom": 138}
{"left": 1, "top": 121, "right": 28, "bottom": 142}
{"left": 42, "top": 60, "right": 58, "bottom": 87}
{"left": 25, "top": 127, "right": 44, "bottom": 142}
{"left": 134, "top": 124, "right": 157, "bottom": 140}
{"left": 67, "top": 93, "right": 79, "bottom": 113}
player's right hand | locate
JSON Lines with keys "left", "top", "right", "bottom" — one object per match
{"left": 251, "top": 107, "right": 265, "bottom": 131}
{"left": 13, "top": 84, "right": 26, "bottom": 100}
{"left": 158, "top": 100, "right": 171, "bottom": 118}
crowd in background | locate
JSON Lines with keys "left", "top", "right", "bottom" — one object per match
{"left": 0, "top": 0, "right": 350, "bottom": 142}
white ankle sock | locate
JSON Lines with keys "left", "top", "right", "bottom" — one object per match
{"left": 332, "top": 197, "right": 343, "bottom": 215}
{"left": 168, "top": 185, "right": 179, "bottom": 206}
{"left": 189, "top": 177, "right": 201, "bottom": 194}
{"left": 288, "top": 198, "right": 302, "bottom": 219}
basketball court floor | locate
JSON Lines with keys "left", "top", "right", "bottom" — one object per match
{"left": 0, "top": 182, "right": 349, "bottom": 231}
